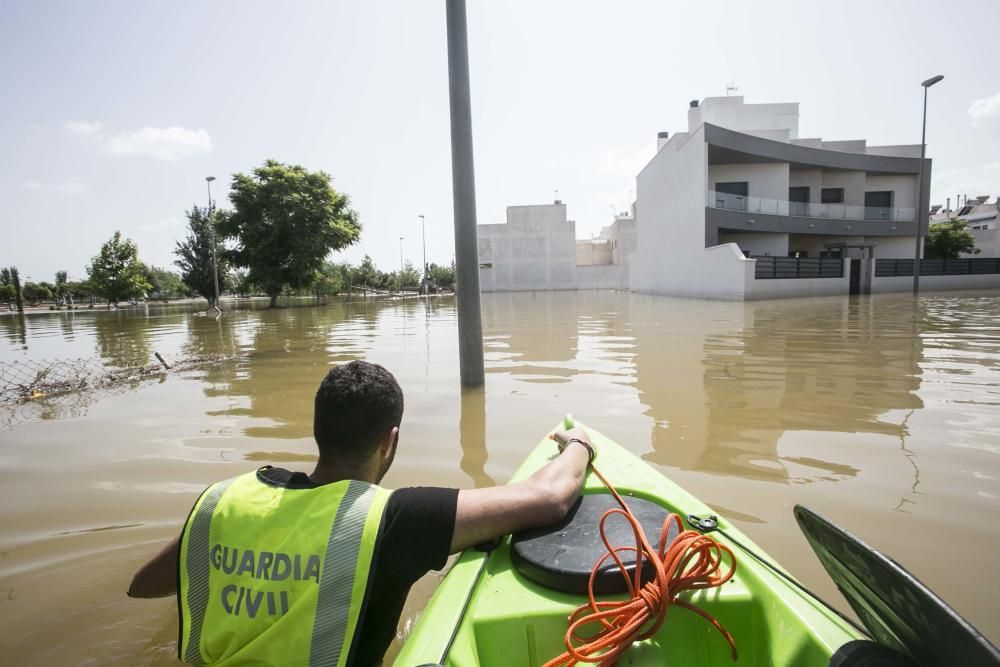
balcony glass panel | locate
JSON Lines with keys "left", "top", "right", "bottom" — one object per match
{"left": 707, "top": 191, "right": 914, "bottom": 222}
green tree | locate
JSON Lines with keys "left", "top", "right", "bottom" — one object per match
{"left": 426, "top": 261, "right": 456, "bottom": 290}
{"left": 231, "top": 269, "right": 255, "bottom": 298}
{"left": 174, "top": 205, "right": 230, "bottom": 307}
{"left": 925, "top": 218, "right": 979, "bottom": 260}
{"left": 220, "top": 160, "right": 361, "bottom": 307}
{"left": 87, "top": 231, "right": 152, "bottom": 308}
{"left": 1, "top": 268, "right": 11, "bottom": 286}
{"left": 354, "top": 255, "right": 380, "bottom": 289}
{"left": 0, "top": 284, "right": 14, "bottom": 304}
{"left": 144, "top": 265, "right": 188, "bottom": 300}
{"left": 398, "top": 260, "right": 420, "bottom": 291}
{"left": 22, "top": 282, "right": 53, "bottom": 304}
{"left": 54, "top": 270, "right": 70, "bottom": 304}
{"left": 8, "top": 266, "right": 23, "bottom": 312}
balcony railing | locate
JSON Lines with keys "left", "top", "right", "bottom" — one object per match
{"left": 708, "top": 191, "right": 915, "bottom": 222}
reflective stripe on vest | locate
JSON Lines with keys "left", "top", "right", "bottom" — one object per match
{"left": 178, "top": 470, "right": 391, "bottom": 667}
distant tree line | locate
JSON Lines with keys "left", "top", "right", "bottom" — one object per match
{"left": 2, "top": 159, "right": 455, "bottom": 311}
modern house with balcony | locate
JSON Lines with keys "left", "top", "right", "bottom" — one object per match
{"left": 629, "top": 96, "right": 935, "bottom": 299}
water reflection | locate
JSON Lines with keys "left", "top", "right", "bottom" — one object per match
{"left": 632, "top": 295, "right": 924, "bottom": 484}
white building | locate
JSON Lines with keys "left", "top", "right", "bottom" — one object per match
{"left": 477, "top": 202, "right": 633, "bottom": 291}
{"left": 629, "top": 96, "right": 949, "bottom": 299}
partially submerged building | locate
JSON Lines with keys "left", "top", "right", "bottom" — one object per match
{"left": 477, "top": 202, "right": 633, "bottom": 291}
{"left": 629, "top": 96, "right": 935, "bottom": 299}
{"left": 477, "top": 96, "right": 1000, "bottom": 298}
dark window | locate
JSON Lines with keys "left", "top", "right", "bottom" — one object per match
{"left": 821, "top": 188, "right": 844, "bottom": 204}
{"left": 716, "top": 182, "right": 748, "bottom": 197}
{"left": 714, "top": 182, "right": 748, "bottom": 211}
{"left": 789, "top": 187, "right": 809, "bottom": 216}
{"left": 864, "top": 191, "right": 894, "bottom": 220}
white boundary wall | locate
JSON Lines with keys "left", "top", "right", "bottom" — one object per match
{"left": 871, "top": 273, "right": 1000, "bottom": 293}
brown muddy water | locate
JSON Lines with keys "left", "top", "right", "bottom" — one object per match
{"left": 1, "top": 290, "right": 999, "bottom": 664}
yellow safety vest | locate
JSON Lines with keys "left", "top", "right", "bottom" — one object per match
{"left": 178, "top": 469, "right": 391, "bottom": 666}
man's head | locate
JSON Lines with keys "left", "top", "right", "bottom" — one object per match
{"left": 313, "top": 361, "right": 404, "bottom": 480}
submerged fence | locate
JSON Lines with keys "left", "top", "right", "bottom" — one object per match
{"left": 753, "top": 257, "right": 845, "bottom": 280}
{"left": 0, "top": 354, "right": 236, "bottom": 430}
{"left": 875, "top": 257, "right": 1000, "bottom": 278}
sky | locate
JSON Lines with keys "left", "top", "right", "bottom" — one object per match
{"left": 2, "top": 0, "right": 999, "bottom": 283}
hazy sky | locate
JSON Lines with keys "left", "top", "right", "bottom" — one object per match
{"left": 3, "top": 0, "right": 999, "bottom": 282}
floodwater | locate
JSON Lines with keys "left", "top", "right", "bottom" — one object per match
{"left": 2, "top": 290, "right": 1000, "bottom": 664}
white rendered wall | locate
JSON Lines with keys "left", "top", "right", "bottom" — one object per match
{"left": 630, "top": 126, "right": 710, "bottom": 294}
{"left": 820, "top": 170, "right": 867, "bottom": 208}
{"left": 871, "top": 273, "right": 1000, "bottom": 293}
{"left": 968, "top": 229, "right": 1000, "bottom": 257}
{"left": 718, "top": 232, "right": 790, "bottom": 257}
{"left": 709, "top": 163, "right": 789, "bottom": 201}
{"left": 873, "top": 237, "right": 915, "bottom": 258}
{"left": 691, "top": 97, "right": 799, "bottom": 140}
{"left": 576, "top": 264, "right": 628, "bottom": 290}
{"left": 576, "top": 241, "right": 613, "bottom": 266}
{"left": 864, "top": 174, "right": 918, "bottom": 210}
{"left": 789, "top": 169, "right": 823, "bottom": 202}
{"left": 477, "top": 203, "right": 577, "bottom": 291}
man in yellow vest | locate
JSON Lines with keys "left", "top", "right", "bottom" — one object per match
{"left": 128, "top": 360, "right": 593, "bottom": 666}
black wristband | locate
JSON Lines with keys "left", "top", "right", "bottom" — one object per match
{"left": 561, "top": 438, "right": 595, "bottom": 463}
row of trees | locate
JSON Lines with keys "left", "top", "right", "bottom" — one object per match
{"left": 4, "top": 160, "right": 457, "bottom": 310}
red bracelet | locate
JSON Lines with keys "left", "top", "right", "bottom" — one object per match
{"left": 560, "top": 438, "right": 595, "bottom": 463}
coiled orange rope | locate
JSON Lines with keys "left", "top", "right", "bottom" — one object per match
{"left": 542, "top": 457, "right": 739, "bottom": 667}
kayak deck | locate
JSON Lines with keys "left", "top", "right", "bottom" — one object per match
{"left": 395, "top": 423, "right": 861, "bottom": 666}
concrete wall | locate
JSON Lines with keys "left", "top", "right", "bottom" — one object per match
{"left": 709, "top": 163, "right": 789, "bottom": 202}
{"left": 631, "top": 125, "right": 709, "bottom": 294}
{"left": 968, "top": 229, "right": 1000, "bottom": 257}
{"left": 575, "top": 240, "right": 613, "bottom": 266}
{"left": 600, "top": 218, "right": 637, "bottom": 266}
{"left": 871, "top": 273, "right": 1000, "bottom": 293}
{"left": 576, "top": 264, "right": 628, "bottom": 290}
{"left": 718, "top": 231, "right": 789, "bottom": 257}
{"left": 477, "top": 203, "right": 577, "bottom": 291}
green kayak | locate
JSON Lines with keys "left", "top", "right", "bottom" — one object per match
{"left": 394, "top": 421, "right": 864, "bottom": 666}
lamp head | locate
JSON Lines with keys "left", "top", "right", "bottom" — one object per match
{"left": 206, "top": 176, "right": 216, "bottom": 183}
{"left": 921, "top": 75, "right": 944, "bottom": 88}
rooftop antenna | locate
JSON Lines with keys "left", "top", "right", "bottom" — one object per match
{"left": 726, "top": 82, "right": 739, "bottom": 96}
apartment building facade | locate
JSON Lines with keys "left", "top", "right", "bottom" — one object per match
{"left": 630, "top": 96, "right": 936, "bottom": 299}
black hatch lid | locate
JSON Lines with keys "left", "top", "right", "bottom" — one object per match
{"left": 511, "top": 493, "right": 678, "bottom": 595}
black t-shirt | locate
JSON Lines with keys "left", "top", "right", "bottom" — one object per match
{"left": 224, "top": 467, "right": 458, "bottom": 666}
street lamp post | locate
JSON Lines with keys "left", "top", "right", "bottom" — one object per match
{"left": 418, "top": 214, "right": 427, "bottom": 294}
{"left": 913, "top": 74, "right": 944, "bottom": 295}
{"left": 205, "top": 176, "right": 222, "bottom": 311}
{"left": 399, "top": 236, "right": 405, "bottom": 294}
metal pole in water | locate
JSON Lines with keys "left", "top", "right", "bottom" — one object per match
{"left": 913, "top": 74, "right": 943, "bottom": 295}
{"left": 445, "top": 0, "right": 484, "bottom": 386}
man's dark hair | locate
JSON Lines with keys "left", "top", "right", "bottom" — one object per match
{"left": 313, "top": 361, "right": 404, "bottom": 463}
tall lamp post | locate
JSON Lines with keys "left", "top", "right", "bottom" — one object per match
{"left": 399, "top": 236, "right": 405, "bottom": 294}
{"left": 418, "top": 214, "right": 427, "bottom": 294}
{"left": 913, "top": 74, "right": 944, "bottom": 295}
{"left": 205, "top": 176, "right": 222, "bottom": 311}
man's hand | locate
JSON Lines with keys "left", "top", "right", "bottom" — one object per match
{"left": 449, "top": 425, "right": 593, "bottom": 553}
{"left": 550, "top": 426, "right": 596, "bottom": 461}
{"left": 128, "top": 536, "right": 180, "bottom": 598}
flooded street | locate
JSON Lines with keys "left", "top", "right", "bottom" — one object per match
{"left": 2, "top": 290, "right": 1000, "bottom": 664}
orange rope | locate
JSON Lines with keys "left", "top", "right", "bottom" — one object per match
{"left": 542, "top": 448, "right": 738, "bottom": 667}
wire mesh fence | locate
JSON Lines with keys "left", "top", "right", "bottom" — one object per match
{"left": 0, "top": 353, "right": 237, "bottom": 431}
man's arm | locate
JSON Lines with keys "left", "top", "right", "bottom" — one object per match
{"left": 450, "top": 427, "right": 592, "bottom": 553}
{"left": 128, "top": 535, "right": 180, "bottom": 598}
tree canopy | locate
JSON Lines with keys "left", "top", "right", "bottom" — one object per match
{"left": 220, "top": 160, "right": 361, "bottom": 307}
{"left": 144, "top": 265, "right": 188, "bottom": 300}
{"left": 925, "top": 218, "right": 979, "bottom": 260}
{"left": 174, "top": 205, "right": 230, "bottom": 306}
{"left": 87, "top": 231, "right": 151, "bottom": 307}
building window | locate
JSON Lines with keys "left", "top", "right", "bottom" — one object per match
{"left": 821, "top": 188, "right": 844, "bottom": 204}
{"left": 479, "top": 263, "right": 493, "bottom": 269}
{"left": 715, "top": 182, "right": 749, "bottom": 211}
